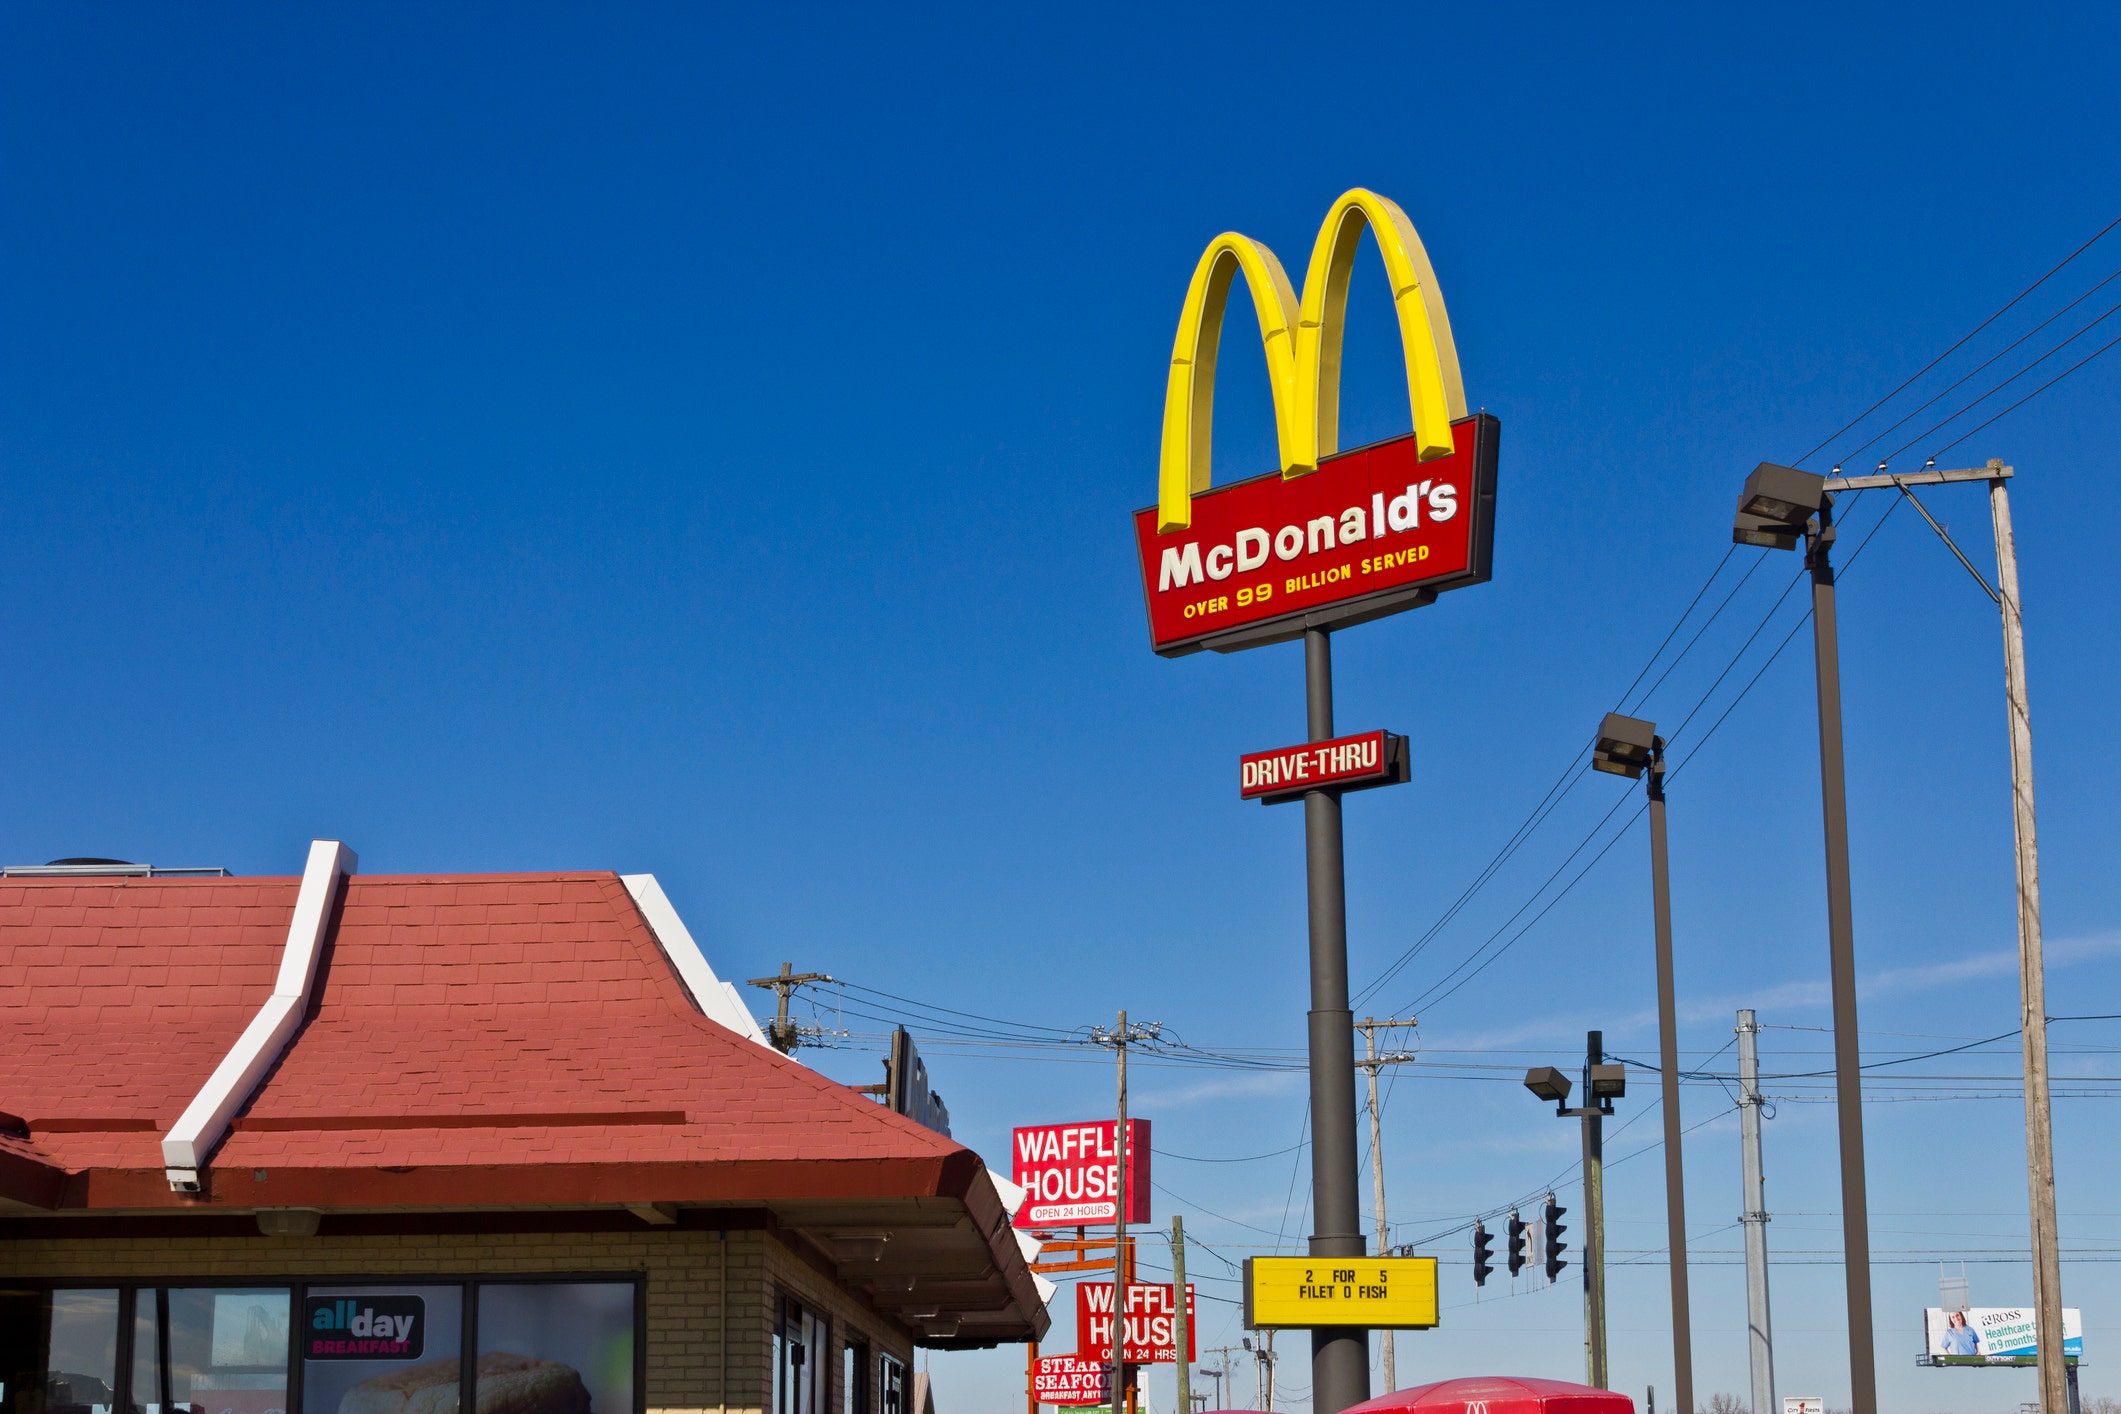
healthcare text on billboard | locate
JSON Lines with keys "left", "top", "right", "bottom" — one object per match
{"left": 1033, "top": 1357, "right": 1112, "bottom": 1406}
{"left": 1011, "top": 1120, "right": 1151, "bottom": 1231}
{"left": 1133, "top": 417, "right": 1495, "bottom": 657}
{"left": 1924, "top": 1307, "right": 2083, "bottom": 1363}
{"left": 1076, "top": 1282, "right": 1197, "bottom": 1364}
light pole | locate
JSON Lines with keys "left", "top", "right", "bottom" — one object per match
{"left": 1591, "top": 713, "right": 1693, "bottom": 1414}
{"left": 1731, "top": 462, "right": 1876, "bottom": 1414}
{"left": 1524, "top": 1033, "right": 1627, "bottom": 1387}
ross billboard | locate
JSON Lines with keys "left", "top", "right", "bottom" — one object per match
{"left": 1135, "top": 187, "right": 1496, "bottom": 658}
{"left": 1033, "top": 1356, "right": 1111, "bottom": 1406}
{"left": 1923, "top": 1307, "right": 2082, "bottom": 1365}
{"left": 1135, "top": 418, "right": 1497, "bottom": 656}
{"left": 1076, "top": 1282, "right": 1197, "bottom": 1363}
{"left": 1240, "top": 730, "right": 1408, "bottom": 804}
{"left": 1011, "top": 1120, "right": 1150, "bottom": 1231}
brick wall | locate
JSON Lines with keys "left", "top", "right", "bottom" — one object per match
{"left": 0, "top": 1226, "right": 913, "bottom": 1414}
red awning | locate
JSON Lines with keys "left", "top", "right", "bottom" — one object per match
{"left": 1348, "top": 1376, "right": 1636, "bottom": 1414}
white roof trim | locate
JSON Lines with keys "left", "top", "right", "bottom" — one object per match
{"left": 161, "top": 839, "right": 355, "bottom": 1183}
{"left": 621, "top": 873, "right": 770, "bottom": 1047}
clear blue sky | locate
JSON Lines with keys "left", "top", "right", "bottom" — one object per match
{"left": 6, "top": 6, "right": 2120, "bottom": 1413}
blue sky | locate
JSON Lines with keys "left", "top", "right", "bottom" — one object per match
{"left": 5, "top": 5, "right": 2120, "bottom": 1413}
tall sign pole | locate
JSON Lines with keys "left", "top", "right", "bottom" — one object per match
{"left": 1134, "top": 189, "right": 1498, "bottom": 1414}
{"left": 1990, "top": 473, "right": 2066, "bottom": 1414}
{"left": 1304, "top": 627, "right": 1371, "bottom": 1414}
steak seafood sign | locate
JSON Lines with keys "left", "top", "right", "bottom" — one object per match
{"left": 1011, "top": 1120, "right": 1149, "bottom": 1230}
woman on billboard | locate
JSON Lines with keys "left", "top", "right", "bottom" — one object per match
{"left": 1941, "top": 1309, "right": 1981, "bottom": 1356}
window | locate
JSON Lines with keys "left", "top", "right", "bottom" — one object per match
{"left": 841, "top": 1342, "right": 868, "bottom": 1414}
{"left": 301, "top": 1286, "right": 463, "bottom": 1414}
{"left": 877, "top": 1356, "right": 905, "bottom": 1414}
{"left": 475, "top": 1283, "right": 635, "bottom": 1414}
{"left": 770, "top": 1297, "right": 825, "bottom": 1414}
{"left": 0, "top": 1288, "right": 121, "bottom": 1414}
{"left": 168, "top": 1289, "right": 290, "bottom": 1414}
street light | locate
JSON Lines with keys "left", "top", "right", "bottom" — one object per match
{"left": 1523, "top": 1031, "right": 1621, "bottom": 1389}
{"left": 1590, "top": 710, "right": 1693, "bottom": 1414}
{"left": 1728, "top": 461, "right": 1877, "bottom": 1414}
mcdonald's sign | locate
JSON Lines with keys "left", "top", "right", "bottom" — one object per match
{"left": 1133, "top": 189, "right": 1497, "bottom": 657}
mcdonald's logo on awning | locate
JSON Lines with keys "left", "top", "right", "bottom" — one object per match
{"left": 1133, "top": 189, "right": 1497, "bottom": 657}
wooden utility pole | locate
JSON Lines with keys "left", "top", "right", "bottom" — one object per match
{"left": 1990, "top": 469, "right": 2067, "bottom": 1414}
{"left": 744, "top": 962, "right": 833, "bottom": 1052}
{"left": 1172, "top": 1217, "right": 1190, "bottom": 1414}
{"left": 1355, "top": 1017, "right": 1415, "bottom": 1392}
{"left": 1092, "top": 1012, "right": 1160, "bottom": 1414}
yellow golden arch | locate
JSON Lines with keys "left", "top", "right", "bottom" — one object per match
{"left": 1159, "top": 188, "right": 1467, "bottom": 532}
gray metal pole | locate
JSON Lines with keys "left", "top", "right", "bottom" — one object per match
{"left": 1361, "top": 1019, "right": 1396, "bottom": 1392}
{"left": 1646, "top": 751, "right": 1694, "bottom": 1414}
{"left": 1583, "top": 1031, "right": 1608, "bottom": 1389}
{"left": 1807, "top": 502, "right": 1878, "bottom": 1414}
{"left": 1989, "top": 477, "right": 2067, "bottom": 1414}
{"left": 1113, "top": 1011, "right": 1130, "bottom": 1414}
{"left": 1303, "top": 627, "right": 1370, "bottom": 1414}
{"left": 1737, "top": 1010, "right": 1776, "bottom": 1414}
{"left": 1173, "top": 1216, "right": 1190, "bottom": 1414}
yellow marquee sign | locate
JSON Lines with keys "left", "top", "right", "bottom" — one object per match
{"left": 1159, "top": 188, "right": 1467, "bottom": 532}
{"left": 1242, "top": 1255, "right": 1440, "bottom": 1330}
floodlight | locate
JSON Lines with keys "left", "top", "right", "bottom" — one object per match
{"left": 1523, "top": 1066, "right": 1572, "bottom": 1103}
{"left": 1732, "top": 509, "right": 1802, "bottom": 551}
{"left": 1589, "top": 1063, "right": 1627, "bottom": 1100}
{"left": 1591, "top": 712, "right": 1658, "bottom": 778}
{"left": 1737, "top": 463, "right": 1827, "bottom": 522}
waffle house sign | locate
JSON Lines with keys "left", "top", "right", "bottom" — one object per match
{"left": 1132, "top": 189, "right": 1496, "bottom": 656}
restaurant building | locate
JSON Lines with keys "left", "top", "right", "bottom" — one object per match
{"left": 0, "top": 842, "right": 1048, "bottom": 1414}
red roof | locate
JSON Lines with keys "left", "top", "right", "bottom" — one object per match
{"left": 1348, "top": 1376, "right": 1636, "bottom": 1414}
{"left": 0, "top": 871, "right": 973, "bottom": 1210}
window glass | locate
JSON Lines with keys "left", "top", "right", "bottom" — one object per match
{"left": 771, "top": 1300, "right": 822, "bottom": 1414}
{"left": 877, "top": 1357, "right": 904, "bottom": 1414}
{"left": 131, "top": 1290, "right": 163, "bottom": 1414}
{"left": 167, "top": 1289, "right": 290, "bottom": 1414}
{"left": 300, "top": 1287, "right": 463, "bottom": 1414}
{"left": 0, "top": 1290, "right": 120, "bottom": 1414}
{"left": 841, "top": 1343, "right": 867, "bottom": 1414}
{"left": 473, "top": 1284, "right": 633, "bottom": 1414}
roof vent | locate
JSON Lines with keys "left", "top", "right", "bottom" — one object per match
{"left": 3, "top": 859, "right": 230, "bottom": 878}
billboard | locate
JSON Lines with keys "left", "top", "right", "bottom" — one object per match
{"left": 1076, "top": 1282, "right": 1197, "bottom": 1363}
{"left": 1923, "top": 1307, "right": 2083, "bottom": 1365}
{"left": 1134, "top": 417, "right": 1497, "bottom": 657}
{"left": 1242, "top": 1256, "right": 1439, "bottom": 1330}
{"left": 1011, "top": 1120, "right": 1150, "bottom": 1230}
{"left": 1240, "top": 731, "right": 1407, "bottom": 804}
{"left": 1136, "top": 187, "right": 1496, "bottom": 658}
{"left": 1033, "top": 1356, "right": 1111, "bottom": 1406}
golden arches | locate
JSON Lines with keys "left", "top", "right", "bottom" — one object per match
{"left": 1157, "top": 189, "right": 1467, "bottom": 532}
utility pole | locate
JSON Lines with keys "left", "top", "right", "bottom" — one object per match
{"left": 1989, "top": 468, "right": 2067, "bottom": 1414}
{"left": 1173, "top": 1216, "right": 1191, "bottom": 1414}
{"left": 1203, "top": 1347, "right": 1243, "bottom": 1411}
{"left": 745, "top": 962, "right": 834, "bottom": 1052}
{"left": 1737, "top": 1010, "right": 1775, "bottom": 1414}
{"left": 1093, "top": 1011, "right": 1161, "bottom": 1414}
{"left": 1820, "top": 457, "right": 2064, "bottom": 1414}
{"left": 1356, "top": 1017, "right": 1416, "bottom": 1392}
{"left": 1582, "top": 1030, "right": 1608, "bottom": 1389}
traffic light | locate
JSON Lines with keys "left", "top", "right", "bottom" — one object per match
{"left": 1506, "top": 1210, "right": 1527, "bottom": 1277}
{"left": 1471, "top": 1222, "right": 1494, "bottom": 1286}
{"left": 1543, "top": 1197, "right": 1569, "bottom": 1282}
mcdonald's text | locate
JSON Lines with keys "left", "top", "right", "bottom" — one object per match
{"left": 1135, "top": 416, "right": 1497, "bottom": 656}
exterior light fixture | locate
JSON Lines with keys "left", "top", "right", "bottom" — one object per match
{"left": 1590, "top": 712, "right": 1658, "bottom": 779}
{"left": 1589, "top": 1064, "right": 1627, "bottom": 1101}
{"left": 256, "top": 1207, "right": 323, "bottom": 1238}
{"left": 1523, "top": 1067, "right": 1572, "bottom": 1105}
{"left": 1732, "top": 462, "right": 1827, "bottom": 549}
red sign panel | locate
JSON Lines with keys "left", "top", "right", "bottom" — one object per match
{"left": 1033, "top": 1357, "right": 1112, "bottom": 1406}
{"left": 1012, "top": 1120, "right": 1151, "bottom": 1230}
{"left": 1240, "top": 731, "right": 1407, "bottom": 803}
{"left": 1133, "top": 415, "right": 1498, "bottom": 657}
{"left": 1076, "top": 1282, "right": 1197, "bottom": 1364}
